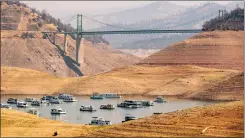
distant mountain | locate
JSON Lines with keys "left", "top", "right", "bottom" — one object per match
{"left": 88, "top": 1, "right": 244, "bottom": 50}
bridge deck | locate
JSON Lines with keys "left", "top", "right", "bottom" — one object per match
{"left": 42, "top": 29, "right": 202, "bottom": 35}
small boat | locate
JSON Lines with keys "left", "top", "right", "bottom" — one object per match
{"left": 7, "top": 98, "right": 18, "bottom": 104}
{"left": 122, "top": 114, "right": 137, "bottom": 122}
{"left": 31, "top": 100, "right": 41, "bottom": 106}
{"left": 0, "top": 103, "right": 11, "bottom": 109}
{"left": 49, "top": 97, "right": 63, "bottom": 104}
{"left": 80, "top": 105, "right": 96, "bottom": 112}
{"left": 58, "top": 93, "right": 73, "bottom": 99}
{"left": 17, "top": 101, "right": 28, "bottom": 108}
{"left": 41, "top": 95, "right": 55, "bottom": 101}
{"left": 63, "top": 96, "right": 78, "bottom": 102}
{"left": 140, "top": 100, "right": 154, "bottom": 106}
{"left": 154, "top": 97, "right": 166, "bottom": 103}
{"left": 27, "top": 108, "right": 40, "bottom": 116}
{"left": 25, "top": 97, "right": 34, "bottom": 102}
{"left": 51, "top": 107, "right": 66, "bottom": 114}
{"left": 117, "top": 100, "right": 142, "bottom": 108}
{"left": 89, "top": 117, "right": 112, "bottom": 126}
{"left": 100, "top": 104, "right": 115, "bottom": 110}
{"left": 103, "top": 93, "right": 121, "bottom": 98}
{"left": 90, "top": 93, "right": 104, "bottom": 99}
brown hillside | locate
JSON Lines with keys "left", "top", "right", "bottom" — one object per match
{"left": 191, "top": 72, "right": 244, "bottom": 101}
{"left": 139, "top": 31, "right": 244, "bottom": 71}
{"left": 1, "top": 66, "right": 243, "bottom": 101}
{"left": 89, "top": 101, "right": 244, "bottom": 137}
{"left": 1, "top": 2, "right": 139, "bottom": 77}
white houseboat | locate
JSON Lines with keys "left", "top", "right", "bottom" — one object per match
{"left": 51, "top": 107, "right": 66, "bottom": 114}
{"left": 49, "top": 97, "right": 63, "bottom": 104}
{"left": 27, "top": 108, "right": 40, "bottom": 116}
{"left": 0, "top": 103, "right": 11, "bottom": 109}
{"left": 154, "top": 97, "right": 166, "bottom": 103}
{"left": 63, "top": 96, "right": 78, "bottom": 102}
{"left": 117, "top": 100, "right": 142, "bottom": 108}
{"left": 58, "top": 93, "right": 73, "bottom": 99}
{"left": 17, "top": 101, "right": 28, "bottom": 108}
{"left": 90, "top": 93, "right": 104, "bottom": 99}
{"left": 100, "top": 104, "right": 115, "bottom": 110}
{"left": 80, "top": 105, "right": 96, "bottom": 112}
{"left": 89, "top": 117, "right": 112, "bottom": 126}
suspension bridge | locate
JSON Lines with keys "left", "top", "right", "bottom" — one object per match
{"left": 41, "top": 11, "right": 219, "bottom": 66}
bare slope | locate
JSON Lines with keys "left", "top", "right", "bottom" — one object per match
{"left": 1, "top": 66, "right": 243, "bottom": 101}
{"left": 1, "top": 2, "right": 140, "bottom": 77}
{"left": 139, "top": 31, "right": 244, "bottom": 71}
{"left": 89, "top": 101, "right": 244, "bottom": 137}
{"left": 1, "top": 101, "right": 243, "bottom": 137}
{"left": 1, "top": 108, "right": 95, "bottom": 137}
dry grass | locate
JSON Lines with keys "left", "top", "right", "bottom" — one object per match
{"left": 1, "top": 108, "right": 97, "bottom": 137}
{"left": 88, "top": 101, "right": 244, "bottom": 137}
{"left": 1, "top": 65, "right": 243, "bottom": 101}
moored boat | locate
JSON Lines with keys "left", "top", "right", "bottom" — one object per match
{"left": 0, "top": 103, "right": 11, "bottom": 109}
{"left": 122, "top": 114, "right": 137, "bottom": 122}
{"left": 51, "top": 107, "right": 66, "bottom": 114}
{"left": 7, "top": 98, "right": 18, "bottom": 104}
{"left": 31, "top": 100, "right": 41, "bottom": 106}
{"left": 27, "top": 108, "right": 40, "bottom": 116}
{"left": 25, "top": 97, "right": 34, "bottom": 102}
{"left": 58, "top": 93, "right": 72, "bottom": 99}
{"left": 103, "top": 93, "right": 121, "bottom": 98}
{"left": 117, "top": 100, "right": 142, "bottom": 108}
{"left": 100, "top": 104, "right": 115, "bottom": 110}
{"left": 154, "top": 97, "right": 166, "bottom": 103}
{"left": 49, "top": 97, "right": 63, "bottom": 104}
{"left": 80, "top": 105, "right": 96, "bottom": 112}
{"left": 63, "top": 96, "right": 78, "bottom": 102}
{"left": 90, "top": 93, "right": 104, "bottom": 99}
{"left": 17, "top": 101, "right": 28, "bottom": 108}
{"left": 89, "top": 117, "right": 112, "bottom": 126}
{"left": 139, "top": 100, "right": 154, "bottom": 106}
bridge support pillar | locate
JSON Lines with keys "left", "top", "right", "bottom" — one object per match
{"left": 76, "top": 35, "right": 84, "bottom": 66}
{"left": 64, "top": 34, "right": 68, "bottom": 55}
{"left": 53, "top": 33, "right": 56, "bottom": 45}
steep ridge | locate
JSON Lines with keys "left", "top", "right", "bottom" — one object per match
{"left": 1, "top": 2, "right": 140, "bottom": 77}
{"left": 139, "top": 31, "right": 244, "bottom": 71}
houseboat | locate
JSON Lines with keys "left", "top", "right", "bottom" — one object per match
{"left": 117, "top": 100, "right": 142, "bottom": 108}
{"left": 63, "top": 96, "right": 78, "bottom": 102}
{"left": 103, "top": 93, "right": 121, "bottom": 98}
{"left": 90, "top": 93, "right": 104, "bottom": 99}
{"left": 140, "top": 100, "right": 154, "bottom": 106}
{"left": 100, "top": 104, "right": 115, "bottom": 110}
{"left": 49, "top": 97, "right": 63, "bottom": 104}
{"left": 7, "top": 98, "right": 18, "bottom": 104}
{"left": 0, "top": 103, "right": 11, "bottom": 109}
{"left": 89, "top": 117, "right": 112, "bottom": 126}
{"left": 80, "top": 105, "right": 96, "bottom": 112}
{"left": 31, "top": 100, "right": 41, "bottom": 106}
{"left": 25, "top": 97, "right": 34, "bottom": 102}
{"left": 41, "top": 95, "right": 55, "bottom": 101}
{"left": 154, "top": 97, "right": 166, "bottom": 103}
{"left": 17, "top": 101, "right": 28, "bottom": 108}
{"left": 58, "top": 93, "right": 73, "bottom": 99}
{"left": 122, "top": 114, "right": 137, "bottom": 122}
{"left": 51, "top": 107, "right": 66, "bottom": 114}
{"left": 27, "top": 108, "right": 40, "bottom": 116}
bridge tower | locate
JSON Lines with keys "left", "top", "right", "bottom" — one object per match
{"left": 76, "top": 14, "right": 84, "bottom": 66}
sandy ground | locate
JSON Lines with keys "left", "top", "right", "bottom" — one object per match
{"left": 1, "top": 101, "right": 243, "bottom": 137}
{"left": 1, "top": 65, "right": 243, "bottom": 101}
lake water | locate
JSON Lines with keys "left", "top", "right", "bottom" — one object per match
{"left": 1, "top": 95, "right": 217, "bottom": 124}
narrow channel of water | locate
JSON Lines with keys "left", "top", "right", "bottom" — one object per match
{"left": 1, "top": 95, "right": 218, "bottom": 124}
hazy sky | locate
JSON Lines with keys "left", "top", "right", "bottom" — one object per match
{"left": 23, "top": 1, "right": 233, "bottom": 21}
